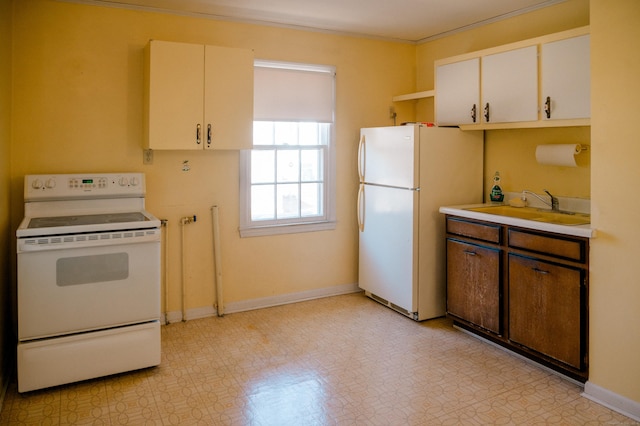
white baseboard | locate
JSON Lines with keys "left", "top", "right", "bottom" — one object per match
{"left": 583, "top": 381, "right": 640, "bottom": 422}
{"left": 225, "top": 282, "right": 361, "bottom": 314}
{"left": 163, "top": 283, "right": 361, "bottom": 323}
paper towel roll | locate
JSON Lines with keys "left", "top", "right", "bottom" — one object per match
{"left": 535, "top": 144, "right": 582, "bottom": 167}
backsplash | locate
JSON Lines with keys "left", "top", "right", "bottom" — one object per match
{"left": 503, "top": 191, "right": 590, "bottom": 214}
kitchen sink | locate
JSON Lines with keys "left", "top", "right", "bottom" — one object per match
{"left": 466, "top": 205, "right": 590, "bottom": 226}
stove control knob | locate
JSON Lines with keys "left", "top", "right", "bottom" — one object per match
{"left": 118, "top": 177, "right": 129, "bottom": 186}
{"left": 45, "top": 178, "right": 56, "bottom": 189}
{"left": 129, "top": 177, "right": 139, "bottom": 187}
{"left": 31, "top": 179, "right": 43, "bottom": 189}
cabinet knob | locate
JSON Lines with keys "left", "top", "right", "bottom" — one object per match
{"left": 484, "top": 103, "right": 490, "bottom": 122}
{"left": 196, "top": 124, "right": 202, "bottom": 144}
{"left": 207, "top": 124, "right": 212, "bottom": 147}
{"left": 544, "top": 96, "right": 551, "bottom": 119}
{"left": 471, "top": 104, "right": 477, "bottom": 123}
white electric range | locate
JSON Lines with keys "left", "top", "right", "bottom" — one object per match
{"left": 16, "top": 173, "right": 161, "bottom": 392}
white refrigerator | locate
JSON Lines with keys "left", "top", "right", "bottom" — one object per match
{"left": 357, "top": 125, "right": 483, "bottom": 321}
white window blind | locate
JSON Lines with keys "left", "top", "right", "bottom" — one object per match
{"left": 254, "top": 61, "right": 335, "bottom": 123}
{"left": 240, "top": 60, "right": 336, "bottom": 237}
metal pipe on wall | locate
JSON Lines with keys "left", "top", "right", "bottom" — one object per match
{"left": 211, "top": 206, "right": 224, "bottom": 317}
{"left": 161, "top": 219, "right": 169, "bottom": 324}
{"left": 180, "top": 215, "right": 196, "bottom": 321}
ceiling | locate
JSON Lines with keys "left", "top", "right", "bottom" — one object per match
{"left": 80, "top": 0, "right": 567, "bottom": 43}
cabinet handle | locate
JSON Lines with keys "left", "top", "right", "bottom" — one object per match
{"left": 483, "top": 103, "right": 490, "bottom": 122}
{"left": 207, "top": 124, "right": 212, "bottom": 147}
{"left": 544, "top": 96, "right": 551, "bottom": 119}
{"left": 471, "top": 104, "right": 477, "bottom": 123}
{"left": 533, "top": 267, "right": 550, "bottom": 275}
{"left": 463, "top": 250, "right": 477, "bottom": 256}
{"left": 196, "top": 124, "right": 202, "bottom": 145}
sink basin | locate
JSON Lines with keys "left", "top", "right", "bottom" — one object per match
{"left": 466, "top": 205, "right": 590, "bottom": 226}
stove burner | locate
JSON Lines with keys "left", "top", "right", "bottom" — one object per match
{"left": 28, "top": 212, "right": 148, "bottom": 229}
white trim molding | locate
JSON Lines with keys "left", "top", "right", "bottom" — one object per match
{"left": 225, "top": 283, "right": 360, "bottom": 314}
{"left": 164, "top": 283, "right": 361, "bottom": 323}
{"left": 582, "top": 381, "right": 640, "bottom": 422}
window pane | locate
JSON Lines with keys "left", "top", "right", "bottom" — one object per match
{"left": 251, "top": 150, "right": 275, "bottom": 184}
{"left": 277, "top": 150, "right": 299, "bottom": 183}
{"left": 274, "top": 122, "right": 298, "bottom": 146}
{"left": 277, "top": 184, "right": 299, "bottom": 219}
{"left": 251, "top": 185, "right": 275, "bottom": 221}
{"left": 319, "top": 123, "right": 330, "bottom": 145}
{"left": 301, "top": 183, "right": 322, "bottom": 217}
{"left": 299, "top": 122, "right": 319, "bottom": 145}
{"left": 301, "top": 149, "right": 322, "bottom": 182}
{"left": 253, "top": 122, "right": 274, "bottom": 145}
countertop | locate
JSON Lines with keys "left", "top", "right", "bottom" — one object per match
{"left": 439, "top": 203, "right": 595, "bottom": 239}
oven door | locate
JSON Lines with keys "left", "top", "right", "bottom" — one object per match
{"left": 18, "top": 237, "right": 160, "bottom": 341}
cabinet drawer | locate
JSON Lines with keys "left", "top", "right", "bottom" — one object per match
{"left": 446, "top": 217, "right": 501, "bottom": 244}
{"left": 508, "top": 229, "right": 585, "bottom": 262}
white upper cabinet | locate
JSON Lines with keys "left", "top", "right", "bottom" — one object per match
{"left": 541, "top": 34, "right": 590, "bottom": 120}
{"left": 435, "top": 58, "right": 480, "bottom": 126}
{"left": 434, "top": 26, "right": 590, "bottom": 129}
{"left": 144, "top": 40, "right": 253, "bottom": 150}
{"left": 481, "top": 46, "right": 538, "bottom": 124}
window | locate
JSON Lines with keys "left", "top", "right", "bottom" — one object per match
{"left": 240, "top": 61, "right": 336, "bottom": 237}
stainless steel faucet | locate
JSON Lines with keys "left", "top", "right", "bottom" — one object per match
{"left": 521, "top": 189, "right": 559, "bottom": 211}
{"left": 543, "top": 189, "right": 559, "bottom": 211}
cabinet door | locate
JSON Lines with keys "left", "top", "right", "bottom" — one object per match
{"left": 146, "top": 41, "right": 205, "bottom": 150}
{"left": 481, "top": 46, "right": 538, "bottom": 123}
{"left": 508, "top": 254, "right": 584, "bottom": 369}
{"left": 435, "top": 58, "right": 480, "bottom": 126}
{"left": 446, "top": 239, "right": 501, "bottom": 334}
{"left": 541, "top": 34, "right": 590, "bottom": 120}
{"left": 204, "top": 46, "right": 254, "bottom": 150}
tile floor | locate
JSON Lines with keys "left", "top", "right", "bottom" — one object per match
{"left": 1, "top": 292, "right": 638, "bottom": 425}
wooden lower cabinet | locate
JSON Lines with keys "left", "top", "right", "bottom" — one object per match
{"left": 445, "top": 215, "right": 589, "bottom": 381}
{"left": 447, "top": 239, "right": 501, "bottom": 334}
{"left": 508, "top": 254, "right": 585, "bottom": 369}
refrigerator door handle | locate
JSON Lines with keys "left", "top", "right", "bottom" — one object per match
{"left": 357, "top": 134, "right": 365, "bottom": 182}
{"left": 357, "top": 183, "right": 365, "bottom": 232}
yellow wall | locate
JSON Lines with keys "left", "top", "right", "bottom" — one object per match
{"left": 415, "top": 0, "right": 591, "bottom": 200}
{"left": 0, "top": 0, "right": 13, "bottom": 398}
{"left": 6, "top": 0, "right": 640, "bottom": 411}
{"left": 9, "top": 0, "right": 415, "bottom": 315}
{"left": 590, "top": 0, "right": 640, "bottom": 404}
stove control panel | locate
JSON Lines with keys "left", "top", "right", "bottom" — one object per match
{"left": 25, "top": 173, "right": 146, "bottom": 200}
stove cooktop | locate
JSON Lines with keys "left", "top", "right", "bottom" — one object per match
{"left": 27, "top": 212, "right": 149, "bottom": 229}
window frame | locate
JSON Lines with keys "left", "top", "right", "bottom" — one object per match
{"left": 239, "top": 61, "right": 337, "bottom": 238}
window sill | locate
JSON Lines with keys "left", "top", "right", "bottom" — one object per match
{"left": 239, "top": 220, "right": 337, "bottom": 238}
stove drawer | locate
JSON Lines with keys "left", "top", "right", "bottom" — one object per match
{"left": 18, "top": 240, "right": 160, "bottom": 341}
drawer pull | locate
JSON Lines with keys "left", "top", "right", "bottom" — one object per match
{"left": 532, "top": 267, "right": 550, "bottom": 275}
{"left": 463, "top": 250, "right": 477, "bottom": 256}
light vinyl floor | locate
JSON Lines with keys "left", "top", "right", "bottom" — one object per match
{"left": 1, "top": 293, "right": 637, "bottom": 425}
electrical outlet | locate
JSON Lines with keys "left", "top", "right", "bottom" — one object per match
{"left": 143, "top": 149, "right": 153, "bottom": 165}
{"left": 389, "top": 106, "right": 397, "bottom": 119}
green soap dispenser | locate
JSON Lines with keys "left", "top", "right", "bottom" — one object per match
{"left": 490, "top": 171, "right": 504, "bottom": 202}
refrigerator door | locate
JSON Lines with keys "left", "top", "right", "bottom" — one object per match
{"left": 359, "top": 126, "right": 418, "bottom": 189}
{"left": 358, "top": 184, "right": 418, "bottom": 313}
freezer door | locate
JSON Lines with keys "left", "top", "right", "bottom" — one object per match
{"left": 359, "top": 126, "right": 418, "bottom": 188}
{"left": 358, "top": 184, "right": 418, "bottom": 312}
